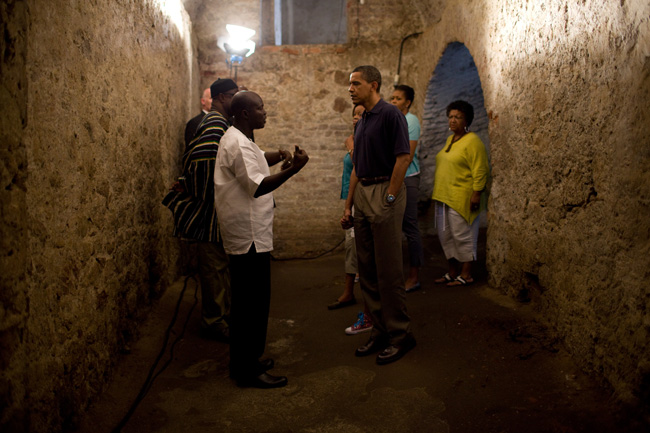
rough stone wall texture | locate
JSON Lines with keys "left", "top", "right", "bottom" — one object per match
{"left": 1, "top": 1, "right": 30, "bottom": 431}
{"left": 403, "top": 0, "right": 650, "bottom": 408}
{"left": 1, "top": 0, "right": 195, "bottom": 431}
{"left": 482, "top": 0, "right": 650, "bottom": 408}
{"left": 189, "top": 0, "right": 650, "bottom": 411}
{"left": 2, "top": 0, "right": 647, "bottom": 430}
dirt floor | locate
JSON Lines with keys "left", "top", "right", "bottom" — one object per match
{"left": 74, "top": 223, "right": 648, "bottom": 433}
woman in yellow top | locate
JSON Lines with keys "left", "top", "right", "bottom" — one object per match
{"left": 432, "top": 100, "right": 489, "bottom": 286}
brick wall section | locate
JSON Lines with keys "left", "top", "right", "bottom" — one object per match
{"left": 192, "top": 1, "right": 430, "bottom": 259}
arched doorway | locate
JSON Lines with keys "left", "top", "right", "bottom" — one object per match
{"left": 419, "top": 42, "right": 490, "bottom": 211}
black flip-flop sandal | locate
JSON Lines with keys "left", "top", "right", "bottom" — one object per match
{"left": 448, "top": 275, "right": 474, "bottom": 286}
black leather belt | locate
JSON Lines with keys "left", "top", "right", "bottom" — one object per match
{"left": 359, "top": 176, "right": 390, "bottom": 186}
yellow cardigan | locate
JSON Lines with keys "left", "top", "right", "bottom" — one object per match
{"left": 432, "top": 132, "right": 489, "bottom": 224}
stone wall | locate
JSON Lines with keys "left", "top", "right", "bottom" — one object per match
{"left": 189, "top": 0, "right": 650, "bottom": 411}
{"left": 402, "top": 0, "right": 649, "bottom": 409}
{"left": 1, "top": 1, "right": 30, "bottom": 431}
{"left": 2, "top": 0, "right": 648, "bottom": 430}
{"left": 482, "top": 0, "right": 650, "bottom": 408}
{"left": 0, "top": 0, "right": 195, "bottom": 431}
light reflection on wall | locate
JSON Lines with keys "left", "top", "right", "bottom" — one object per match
{"left": 152, "top": 0, "right": 195, "bottom": 115}
{"left": 153, "top": 0, "right": 187, "bottom": 37}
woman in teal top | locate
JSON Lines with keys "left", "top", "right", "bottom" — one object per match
{"left": 432, "top": 100, "right": 489, "bottom": 286}
{"left": 391, "top": 85, "right": 423, "bottom": 292}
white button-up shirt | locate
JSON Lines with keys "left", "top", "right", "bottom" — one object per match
{"left": 214, "top": 127, "right": 274, "bottom": 255}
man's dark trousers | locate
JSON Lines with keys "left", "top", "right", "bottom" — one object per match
{"left": 228, "top": 244, "right": 271, "bottom": 380}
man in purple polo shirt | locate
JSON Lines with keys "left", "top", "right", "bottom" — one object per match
{"left": 341, "top": 65, "right": 416, "bottom": 365}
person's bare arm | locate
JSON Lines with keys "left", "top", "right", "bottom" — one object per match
{"left": 407, "top": 139, "right": 417, "bottom": 164}
{"left": 254, "top": 146, "right": 309, "bottom": 197}
{"left": 387, "top": 153, "right": 411, "bottom": 196}
{"left": 340, "top": 168, "right": 358, "bottom": 229}
{"left": 264, "top": 148, "right": 293, "bottom": 168}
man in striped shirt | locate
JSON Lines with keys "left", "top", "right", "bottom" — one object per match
{"left": 163, "top": 78, "right": 240, "bottom": 342}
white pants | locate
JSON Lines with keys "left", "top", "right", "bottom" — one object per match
{"left": 435, "top": 202, "right": 479, "bottom": 262}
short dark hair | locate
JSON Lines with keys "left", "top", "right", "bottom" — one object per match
{"left": 352, "top": 65, "right": 382, "bottom": 93}
{"left": 352, "top": 103, "right": 363, "bottom": 116}
{"left": 446, "top": 100, "right": 474, "bottom": 127}
{"left": 394, "top": 84, "right": 414, "bottom": 103}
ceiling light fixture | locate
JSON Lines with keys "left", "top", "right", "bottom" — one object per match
{"left": 217, "top": 24, "right": 256, "bottom": 81}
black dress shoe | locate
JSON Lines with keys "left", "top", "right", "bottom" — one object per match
{"left": 237, "top": 372, "right": 288, "bottom": 389}
{"left": 259, "top": 358, "right": 274, "bottom": 371}
{"left": 229, "top": 359, "right": 275, "bottom": 380}
{"left": 376, "top": 337, "right": 416, "bottom": 365}
{"left": 355, "top": 337, "right": 387, "bottom": 357}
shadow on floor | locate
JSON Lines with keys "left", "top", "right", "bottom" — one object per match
{"left": 75, "top": 224, "right": 647, "bottom": 433}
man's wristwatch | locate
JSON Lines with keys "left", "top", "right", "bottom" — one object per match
{"left": 386, "top": 194, "right": 396, "bottom": 203}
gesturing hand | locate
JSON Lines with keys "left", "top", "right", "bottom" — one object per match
{"left": 340, "top": 210, "right": 354, "bottom": 230}
{"left": 279, "top": 148, "right": 293, "bottom": 170}
{"left": 290, "top": 145, "right": 309, "bottom": 172}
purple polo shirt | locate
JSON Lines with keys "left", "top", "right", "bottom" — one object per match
{"left": 352, "top": 99, "right": 410, "bottom": 178}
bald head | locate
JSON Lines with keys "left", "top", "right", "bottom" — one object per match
{"left": 231, "top": 91, "right": 258, "bottom": 116}
{"left": 231, "top": 91, "right": 266, "bottom": 133}
{"left": 200, "top": 88, "right": 212, "bottom": 112}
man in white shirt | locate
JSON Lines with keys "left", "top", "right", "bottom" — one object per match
{"left": 214, "top": 91, "right": 309, "bottom": 389}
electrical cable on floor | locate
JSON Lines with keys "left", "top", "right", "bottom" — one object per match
{"left": 271, "top": 235, "right": 345, "bottom": 261}
{"left": 112, "top": 236, "right": 343, "bottom": 430}
{"left": 111, "top": 274, "right": 198, "bottom": 433}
